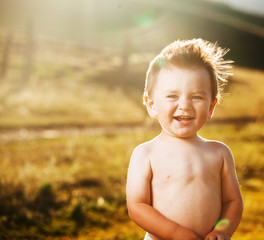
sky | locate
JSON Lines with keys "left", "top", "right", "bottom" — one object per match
{"left": 209, "top": 0, "right": 264, "bottom": 16}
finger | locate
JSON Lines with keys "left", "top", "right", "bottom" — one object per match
{"left": 208, "top": 235, "right": 217, "bottom": 240}
{"left": 219, "top": 234, "right": 230, "bottom": 240}
{"left": 218, "top": 235, "right": 230, "bottom": 240}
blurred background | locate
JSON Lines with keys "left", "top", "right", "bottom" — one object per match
{"left": 0, "top": 0, "right": 263, "bottom": 239}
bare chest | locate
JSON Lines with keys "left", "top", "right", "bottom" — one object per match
{"left": 150, "top": 146, "right": 222, "bottom": 186}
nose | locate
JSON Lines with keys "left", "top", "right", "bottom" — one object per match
{"left": 178, "top": 97, "right": 191, "bottom": 110}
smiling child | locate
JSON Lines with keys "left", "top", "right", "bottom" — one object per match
{"left": 126, "top": 39, "right": 243, "bottom": 240}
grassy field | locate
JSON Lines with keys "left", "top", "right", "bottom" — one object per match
{"left": 0, "top": 64, "right": 147, "bottom": 128}
{"left": 0, "top": 63, "right": 263, "bottom": 129}
{"left": 0, "top": 36, "right": 264, "bottom": 239}
{"left": 0, "top": 124, "right": 263, "bottom": 239}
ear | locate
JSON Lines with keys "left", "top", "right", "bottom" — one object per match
{"left": 144, "top": 95, "right": 157, "bottom": 118}
{"left": 208, "top": 99, "right": 217, "bottom": 119}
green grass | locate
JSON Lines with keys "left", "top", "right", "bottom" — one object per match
{"left": 0, "top": 123, "right": 263, "bottom": 239}
{"left": 0, "top": 129, "right": 150, "bottom": 239}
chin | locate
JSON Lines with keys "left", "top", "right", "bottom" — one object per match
{"left": 165, "top": 130, "right": 196, "bottom": 139}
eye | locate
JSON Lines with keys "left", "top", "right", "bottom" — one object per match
{"left": 167, "top": 95, "right": 178, "bottom": 99}
{"left": 192, "top": 96, "right": 203, "bottom": 100}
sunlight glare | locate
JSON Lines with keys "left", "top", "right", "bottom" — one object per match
{"left": 132, "top": 9, "right": 156, "bottom": 27}
{"left": 214, "top": 218, "right": 230, "bottom": 231}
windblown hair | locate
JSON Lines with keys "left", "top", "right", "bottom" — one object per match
{"left": 143, "top": 38, "right": 233, "bottom": 104}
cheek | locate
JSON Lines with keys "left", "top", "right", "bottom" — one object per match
{"left": 158, "top": 102, "right": 175, "bottom": 113}
{"left": 196, "top": 104, "right": 211, "bottom": 117}
{"left": 156, "top": 102, "right": 175, "bottom": 119}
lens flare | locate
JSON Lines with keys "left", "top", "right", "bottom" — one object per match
{"left": 214, "top": 219, "right": 230, "bottom": 231}
{"left": 156, "top": 58, "right": 165, "bottom": 67}
{"left": 133, "top": 9, "right": 155, "bottom": 27}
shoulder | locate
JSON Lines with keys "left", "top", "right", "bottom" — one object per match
{"left": 203, "top": 138, "right": 234, "bottom": 164}
{"left": 203, "top": 138, "right": 231, "bottom": 152}
{"left": 131, "top": 136, "right": 159, "bottom": 157}
{"left": 130, "top": 140, "right": 154, "bottom": 162}
{"left": 128, "top": 137, "right": 160, "bottom": 173}
{"left": 202, "top": 138, "right": 234, "bottom": 160}
{"left": 127, "top": 140, "right": 155, "bottom": 183}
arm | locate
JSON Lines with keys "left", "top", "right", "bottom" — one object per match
{"left": 126, "top": 145, "right": 202, "bottom": 240}
{"left": 205, "top": 145, "right": 243, "bottom": 240}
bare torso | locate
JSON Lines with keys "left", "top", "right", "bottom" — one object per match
{"left": 147, "top": 136, "right": 223, "bottom": 239}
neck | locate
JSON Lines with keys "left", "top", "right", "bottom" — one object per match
{"left": 159, "top": 130, "right": 201, "bottom": 143}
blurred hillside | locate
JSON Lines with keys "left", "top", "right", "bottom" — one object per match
{"left": 0, "top": 0, "right": 264, "bottom": 69}
{"left": 0, "top": 0, "right": 264, "bottom": 129}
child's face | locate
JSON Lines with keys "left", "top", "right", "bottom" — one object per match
{"left": 146, "top": 65, "right": 216, "bottom": 139}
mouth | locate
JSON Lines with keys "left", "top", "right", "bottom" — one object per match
{"left": 174, "top": 115, "right": 194, "bottom": 123}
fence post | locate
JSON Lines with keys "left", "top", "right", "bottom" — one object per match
{"left": 20, "top": 18, "right": 35, "bottom": 90}
{"left": 0, "top": 32, "right": 12, "bottom": 80}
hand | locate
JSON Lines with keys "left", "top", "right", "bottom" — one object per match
{"left": 204, "top": 230, "right": 231, "bottom": 240}
{"left": 172, "top": 226, "right": 202, "bottom": 240}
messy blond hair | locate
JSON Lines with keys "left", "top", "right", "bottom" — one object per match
{"left": 143, "top": 38, "right": 233, "bottom": 104}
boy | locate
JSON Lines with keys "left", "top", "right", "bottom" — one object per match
{"left": 126, "top": 39, "right": 243, "bottom": 240}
